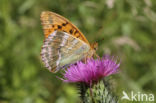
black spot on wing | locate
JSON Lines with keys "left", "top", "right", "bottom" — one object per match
{"left": 58, "top": 25, "right": 62, "bottom": 29}
{"left": 62, "top": 23, "right": 66, "bottom": 26}
{"left": 69, "top": 29, "right": 73, "bottom": 34}
{"left": 74, "top": 30, "right": 79, "bottom": 34}
{"left": 62, "top": 22, "right": 68, "bottom": 26}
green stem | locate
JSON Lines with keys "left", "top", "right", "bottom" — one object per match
{"left": 89, "top": 86, "right": 95, "bottom": 103}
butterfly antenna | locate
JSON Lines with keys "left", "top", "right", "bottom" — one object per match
{"left": 96, "top": 38, "right": 104, "bottom": 43}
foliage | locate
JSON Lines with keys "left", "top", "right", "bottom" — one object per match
{"left": 0, "top": 0, "right": 156, "bottom": 103}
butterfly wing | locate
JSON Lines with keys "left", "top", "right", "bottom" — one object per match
{"left": 40, "top": 11, "right": 90, "bottom": 45}
{"left": 41, "top": 31, "right": 90, "bottom": 72}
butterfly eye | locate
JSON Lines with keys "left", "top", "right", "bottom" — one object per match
{"left": 94, "top": 46, "right": 98, "bottom": 51}
{"left": 94, "top": 47, "right": 97, "bottom": 50}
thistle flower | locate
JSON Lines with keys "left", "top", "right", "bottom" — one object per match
{"left": 62, "top": 55, "right": 120, "bottom": 85}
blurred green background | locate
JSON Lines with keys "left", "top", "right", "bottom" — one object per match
{"left": 0, "top": 0, "right": 156, "bottom": 103}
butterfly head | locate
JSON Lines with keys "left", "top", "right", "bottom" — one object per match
{"left": 91, "top": 42, "right": 98, "bottom": 51}
{"left": 86, "top": 42, "right": 98, "bottom": 58}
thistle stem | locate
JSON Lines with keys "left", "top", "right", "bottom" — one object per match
{"left": 89, "top": 87, "right": 96, "bottom": 103}
{"left": 89, "top": 82, "right": 96, "bottom": 103}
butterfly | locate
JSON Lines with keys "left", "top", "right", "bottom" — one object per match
{"left": 40, "top": 11, "right": 98, "bottom": 73}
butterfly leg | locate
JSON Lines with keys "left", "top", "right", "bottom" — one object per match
{"left": 94, "top": 53, "right": 100, "bottom": 59}
{"left": 83, "top": 52, "right": 89, "bottom": 63}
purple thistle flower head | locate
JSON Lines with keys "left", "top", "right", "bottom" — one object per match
{"left": 62, "top": 55, "right": 120, "bottom": 85}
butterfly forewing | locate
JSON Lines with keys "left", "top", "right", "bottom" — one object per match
{"left": 40, "top": 11, "right": 90, "bottom": 45}
{"left": 41, "top": 31, "right": 90, "bottom": 72}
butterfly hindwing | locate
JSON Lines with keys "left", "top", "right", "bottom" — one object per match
{"left": 41, "top": 31, "right": 90, "bottom": 72}
{"left": 40, "top": 11, "right": 90, "bottom": 44}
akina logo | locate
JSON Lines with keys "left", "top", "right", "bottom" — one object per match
{"left": 121, "top": 91, "right": 154, "bottom": 102}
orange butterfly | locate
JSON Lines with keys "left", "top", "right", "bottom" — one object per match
{"left": 40, "top": 11, "right": 98, "bottom": 72}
